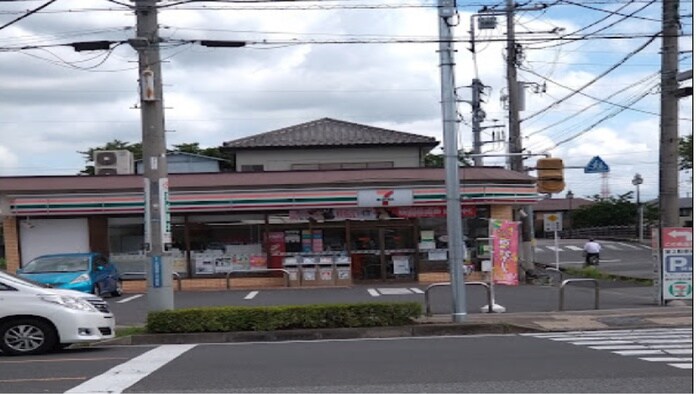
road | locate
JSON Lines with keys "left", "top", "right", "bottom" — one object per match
{"left": 533, "top": 238, "right": 655, "bottom": 279}
{"left": 0, "top": 328, "right": 691, "bottom": 393}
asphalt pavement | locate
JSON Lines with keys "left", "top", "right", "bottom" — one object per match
{"left": 104, "top": 245, "right": 693, "bottom": 346}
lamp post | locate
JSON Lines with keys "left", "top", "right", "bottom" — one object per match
{"left": 632, "top": 174, "right": 644, "bottom": 242}
{"left": 566, "top": 190, "right": 574, "bottom": 237}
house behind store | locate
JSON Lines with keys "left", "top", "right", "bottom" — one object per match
{"left": 0, "top": 118, "right": 538, "bottom": 289}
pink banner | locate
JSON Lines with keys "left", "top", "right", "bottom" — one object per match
{"left": 491, "top": 219, "right": 519, "bottom": 285}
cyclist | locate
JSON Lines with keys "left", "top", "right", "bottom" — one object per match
{"left": 583, "top": 238, "right": 602, "bottom": 266}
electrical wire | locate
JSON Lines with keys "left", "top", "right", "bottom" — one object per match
{"left": 523, "top": 71, "right": 660, "bottom": 138}
{"left": 0, "top": 0, "right": 58, "bottom": 31}
{"left": 520, "top": 32, "right": 660, "bottom": 123}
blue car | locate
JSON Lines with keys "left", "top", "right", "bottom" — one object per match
{"left": 17, "top": 252, "right": 123, "bottom": 297}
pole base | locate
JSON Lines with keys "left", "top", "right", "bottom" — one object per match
{"left": 481, "top": 303, "right": 506, "bottom": 313}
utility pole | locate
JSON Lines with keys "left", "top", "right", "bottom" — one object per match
{"left": 437, "top": 0, "right": 467, "bottom": 323}
{"left": 132, "top": 0, "right": 173, "bottom": 311}
{"left": 504, "top": 0, "right": 535, "bottom": 275}
{"left": 659, "top": 0, "right": 680, "bottom": 228}
{"left": 471, "top": 78, "right": 484, "bottom": 166}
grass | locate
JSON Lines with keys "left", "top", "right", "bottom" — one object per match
{"left": 116, "top": 326, "right": 147, "bottom": 337}
{"left": 561, "top": 265, "right": 652, "bottom": 286}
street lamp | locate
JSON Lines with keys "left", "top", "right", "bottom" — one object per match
{"left": 632, "top": 174, "right": 644, "bottom": 242}
{"left": 566, "top": 190, "right": 574, "bottom": 236}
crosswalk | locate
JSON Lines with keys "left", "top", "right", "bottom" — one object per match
{"left": 367, "top": 287, "right": 424, "bottom": 297}
{"left": 535, "top": 242, "right": 645, "bottom": 253}
{"left": 522, "top": 328, "right": 693, "bottom": 370}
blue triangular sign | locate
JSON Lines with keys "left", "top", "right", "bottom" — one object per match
{"left": 584, "top": 156, "right": 610, "bottom": 173}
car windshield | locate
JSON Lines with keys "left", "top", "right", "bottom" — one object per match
{"left": 22, "top": 256, "right": 90, "bottom": 273}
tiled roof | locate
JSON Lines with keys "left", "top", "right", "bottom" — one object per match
{"left": 222, "top": 118, "right": 438, "bottom": 149}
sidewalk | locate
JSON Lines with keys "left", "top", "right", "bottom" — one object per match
{"left": 104, "top": 305, "right": 692, "bottom": 346}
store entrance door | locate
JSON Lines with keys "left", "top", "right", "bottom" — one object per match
{"left": 350, "top": 224, "right": 416, "bottom": 282}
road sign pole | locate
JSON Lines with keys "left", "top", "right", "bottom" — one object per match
{"left": 554, "top": 228, "right": 560, "bottom": 271}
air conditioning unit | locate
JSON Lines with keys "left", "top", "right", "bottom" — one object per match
{"left": 94, "top": 150, "right": 134, "bottom": 175}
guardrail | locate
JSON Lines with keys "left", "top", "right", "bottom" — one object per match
{"left": 545, "top": 267, "right": 563, "bottom": 285}
{"left": 424, "top": 281, "right": 492, "bottom": 316}
{"left": 559, "top": 278, "right": 599, "bottom": 311}
{"left": 119, "top": 271, "right": 182, "bottom": 291}
{"left": 226, "top": 269, "right": 291, "bottom": 289}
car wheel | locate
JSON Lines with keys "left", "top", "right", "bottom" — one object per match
{"left": 111, "top": 280, "right": 124, "bottom": 297}
{"left": 0, "top": 318, "right": 58, "bottom": 356}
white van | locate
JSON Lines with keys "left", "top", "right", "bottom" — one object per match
{"left": 0, "top": 270, "right": 116, "bottom": 356}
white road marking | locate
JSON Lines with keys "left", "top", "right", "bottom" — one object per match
{"left": 65, "top": 345, "right": 196, "bottom": 393}
{"left": 639, "top": 357, "right": 693, "bottom": 362}
{"left": 546, "top": 246, "right": 563, "bottom": 252}
{"left": 668, "top": 363, "right": 693, "bottom": 369}
{"left": 244, "top": 291, "right": 259, "bottom": 300}
{"left": 613, "top": 350, "right": 665, "bottom": 356}
{"left": 116, "top": 294, "right": 143, "bottom": 304}
{"left": 367, "top": 288, "right": 380, "bottom": 297}
{"left": 604, "top": 244, "right": 622, "bottom": 250}
{"left": 410, "top": 288, "right": 424, "bottom": 294}
{"left": 378, "top": 288, "right": 413, "bottom": 295}
{"left": 565, "top": 246, "right": 583, "bottom": 251}
{"left": 522, "top": 328, "right": 692, "bottom": 370}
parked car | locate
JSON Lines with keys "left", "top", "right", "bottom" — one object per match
{"left": 16, "top": 253, "right": 123, "bottom": 297}
{"left": 0, "top": 270, "right": 116, "bottom": 356}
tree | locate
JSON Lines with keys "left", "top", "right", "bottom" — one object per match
{"left": 78, "top": 140, "right": 142, "bottom": 175}
{"left": 679, "top": 135, "right": 692, "bottom": 170}
{"left": 79, "top": 140, "right": 233, "bottom": 175}
{"left": 572, "top": 192, "right": 637, "bottom": 228}
{"left": 424, "top": 149, "right": 473, "bottom": 168}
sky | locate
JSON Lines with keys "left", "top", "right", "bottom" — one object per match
{"left": 0, "top": 0, "right": 693, "bottom": 202}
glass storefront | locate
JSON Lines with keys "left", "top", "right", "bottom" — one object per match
{"left": 105, "top": 205, "right": 493, "bottom": 283}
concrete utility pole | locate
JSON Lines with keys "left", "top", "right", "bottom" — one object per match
{"left": 437, "top": 0, "right": 467, "bottom": 322}
{"left": 504, "top": 0, "right": 535, "bottom": 275}
{"left": 132, "top": 0, "right": 173, "bottom": 311}
{"left": 471, "top": 78, "right": 484, "bottom": 166}
{"left": 658, "top": 0, "right": 680, "bottom": 228}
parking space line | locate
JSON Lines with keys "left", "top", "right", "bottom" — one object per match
{"left": 116, "top": 294, "right": 143, "bottom": 304}
{"left": 244, "top": 291, "right": 259, "bottom": 300}
{"left": 410, "top": 288, "right": 424, "bottom": 294}
{"left": 367, "top": 288, "right": 380, "bottom": 297}
{"left": 65, "top": 344, "right": 196, "bottom": 393}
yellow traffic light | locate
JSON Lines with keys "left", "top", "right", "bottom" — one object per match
{"left": 537, "top": 157, "right": 565, "bottom": 193}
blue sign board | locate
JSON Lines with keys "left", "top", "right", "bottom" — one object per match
{"left": 664, "top": 255, "right": 692, "bottom": 273}
{"left": 584, "top": 156, "right": 610, "bottom": 173}
{"left": 152, "top": 256, "right": 162, "bottom": 288}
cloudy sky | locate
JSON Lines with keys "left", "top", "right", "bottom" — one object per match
{"left": 0, "top": 0, "right": 693, "bottom": 202}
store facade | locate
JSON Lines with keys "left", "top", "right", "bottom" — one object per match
{"left": 1, "top": 167, "right": 537, "bottom": 287}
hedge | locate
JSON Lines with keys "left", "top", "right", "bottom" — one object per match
{"left": 146, "top": 302, "right": 422, "bottom": 333}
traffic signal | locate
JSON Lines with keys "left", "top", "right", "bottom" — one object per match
{"left": 536, "top": 157, "right": 565, "bottom": 193}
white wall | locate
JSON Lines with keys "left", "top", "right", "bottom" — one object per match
{"left": 19, "top": 218, "right": 89, "bottom": 265}
{"left": 236, "top": 146, "right": 422, "bottom": 171}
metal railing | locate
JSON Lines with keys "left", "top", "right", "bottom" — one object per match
{"left": 559, "top": 278, "right": 599, "bottom": 311}
{"left": 424, "top": 281, "right": 492, "bottom": 316}
{"left": 119, "top": 271, "right": 182, "bottom": 291}
{"left": 226, "top": 268, "right": 291, "bottom": 289}
{"left": 545, "top": 267, "right": 563, "bottom": 285}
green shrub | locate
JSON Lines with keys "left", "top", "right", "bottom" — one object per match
{"left": 146, "top": 302, "right": 422, "bottom": 333}
{"left": 0, "top": 258, "right": 6, "bottom": 271}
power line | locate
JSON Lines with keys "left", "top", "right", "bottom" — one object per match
{"left": 0, "top": 0, "right": 57, "bottom": 31}
{"left": 520, "top": 32, "right": 660, "bottom": 123}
